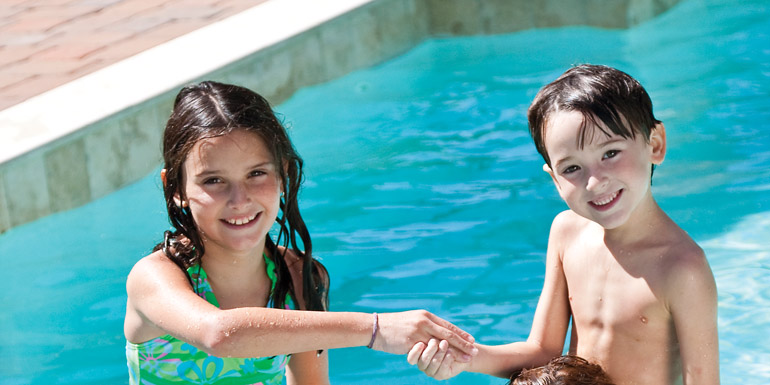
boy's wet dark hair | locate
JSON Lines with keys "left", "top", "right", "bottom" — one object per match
{"left": 527, "top": 64, "right": 661, "bottom": 167}
{"left": 509, "top": 355, "right": 615, "bottom": 385}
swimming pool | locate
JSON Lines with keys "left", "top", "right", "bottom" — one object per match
{"left": 1, "top": 0, "right": 767, "bottom": 383}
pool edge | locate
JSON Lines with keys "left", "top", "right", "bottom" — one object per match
{"left": 0, "top": 0, "right": 681, "bottom": 233}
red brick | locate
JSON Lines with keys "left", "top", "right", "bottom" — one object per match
{"left": 84, "top": 33, "right": 165, "bottom": 62}
{"left": 67, "top": 58, "right": 108, "bottom": 79}
{"left": 1, "top": 31, "right": 58, "bottom": 46}
{"left": 2, "top": 5, "right": 99, "bottom": 33}
{"left": 0, "top": 0, "right": 271, "bottom": 110}
{"left": 0, "top": 72, "right": 31, "bottom": 90}
{"left": 143, "top": 18, "right": 204, "bottom": 40}
{"left": 0, "top": 74, "right": 67, "bottom": 105}
{"left": 159, "top": 3, "right": 223, "bottom": 20}
{"left": 3, "top": 58, "right": 84, "bottom": 76}
{"left": 0, "top": 44, "right": 52, "bottom": 67}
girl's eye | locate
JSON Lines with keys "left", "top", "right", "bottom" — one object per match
{"left": 563, "top": 165, "right": 580, "bottom": 174}
{"left": 203, "top": 177, "right": 221, "bottom": 185}
{"left": 603, "top": 150, "right": 620, "bottom": 159}
{"left": 249, "top": 170, "right": 267, "bottom": 178}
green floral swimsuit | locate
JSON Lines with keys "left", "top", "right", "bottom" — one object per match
{"left": 126, "top": 255, "right": 293, "bottom": 385}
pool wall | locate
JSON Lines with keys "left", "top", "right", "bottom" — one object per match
{"left": 0, "top": 0, "right": 681, "bottom": 233}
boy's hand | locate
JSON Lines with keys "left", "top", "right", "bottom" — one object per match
{"left": 407, "top": 339, "right": 470, "bottom": 380}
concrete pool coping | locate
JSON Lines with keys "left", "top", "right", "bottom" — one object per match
{"left": 0, "top": 0, "right": 681, "bottom": 233}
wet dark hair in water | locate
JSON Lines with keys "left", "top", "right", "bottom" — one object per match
{"left": 508, "top": 355, "right": 616, "bottom": 385}
{"left": 153, "top": 80, "right": 328, "bottom": 313}
{"left": 528, "top": 64, "right": 661, "bottom": 168}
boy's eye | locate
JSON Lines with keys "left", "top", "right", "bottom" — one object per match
{"left": 603, "top": 150, "right": 620, "bottom": 159}
{"left": 563, "top": 165, "right": 580, "bottom": 174}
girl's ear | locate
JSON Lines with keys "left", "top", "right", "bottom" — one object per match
{"left": 650, "top": 122, "right": 667, "bottom": 165}
{"left": 161, "top": 168, "right": 187, "bottom": 207}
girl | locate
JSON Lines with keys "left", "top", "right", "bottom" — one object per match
{"left": 124, "top": 81, "right": 476, "bottom": 384}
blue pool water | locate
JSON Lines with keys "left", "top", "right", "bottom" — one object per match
{"left": 1, "top": 0, "right": 768, "bottom": 383}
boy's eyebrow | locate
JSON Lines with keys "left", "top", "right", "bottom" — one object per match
{"left": 595, "top": 137, "right": 626, "bottom": 147}
{"left": 552, "top": 155, "right": 573, "bottom": 170}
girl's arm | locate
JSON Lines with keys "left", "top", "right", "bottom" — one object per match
{"left": 409, "top": 211, "right": 575, "bottom": 379}
{"left": 124, "top": 250, "right": 477, "bottom": 359}
{"left": 284, "top": 249, "right": 330, "bottom": 385}
{"left": 285, "top": 350, "right": 330, "bottom": 385}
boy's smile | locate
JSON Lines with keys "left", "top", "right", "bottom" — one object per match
{"left": 588, "top": 189, "right": 622, "bottom": 211}
{"left": 542, "top": 110, "right": 665, "bottom": 230}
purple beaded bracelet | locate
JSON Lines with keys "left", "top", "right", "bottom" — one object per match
{"left": 367, "top": 312, "right": 379, "bottom": 349}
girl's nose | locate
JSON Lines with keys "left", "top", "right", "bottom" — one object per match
{"left": 228, "top": 182, "right": 251, "bottom": 208}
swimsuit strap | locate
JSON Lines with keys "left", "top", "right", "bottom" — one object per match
{"left": 186, "top": 253, "right": 284, "bottom": 309}
{"left": 263, "top": 252, "right": 279, "bottom": 296}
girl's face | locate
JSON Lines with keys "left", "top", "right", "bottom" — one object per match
{"left": 180, "top": 129, "right": 282, "bottom": 256}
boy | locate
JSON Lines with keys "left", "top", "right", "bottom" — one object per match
{"left": 407, "top": 65, "right": 719, "bottom": 385}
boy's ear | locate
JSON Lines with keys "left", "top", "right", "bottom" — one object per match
{"left": 542, "top": 163, "right": 560, "bottom": 187}
{"left": 650, "top": 122, "right": 667, "bottom": 164}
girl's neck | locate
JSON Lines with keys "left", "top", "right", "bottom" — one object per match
{"left": 199, "top": 239, "right": 268, "bottom": 280}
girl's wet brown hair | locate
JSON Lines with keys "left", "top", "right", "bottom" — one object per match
{"left": 509, "top": 355, "right": 615, "bottom": 385}
{"left": 154, "top": 80, "right": 328, "bottom": 313}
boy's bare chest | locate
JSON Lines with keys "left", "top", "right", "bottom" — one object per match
{"left": 561, "top": 244, "right": 672, "bottom": 338}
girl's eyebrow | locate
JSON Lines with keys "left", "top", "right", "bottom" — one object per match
{"left": 194, "top": 169, "right": 221, "bottom": 179}
{"left": 194, "top": 161, "right": 274, "bottom": 178}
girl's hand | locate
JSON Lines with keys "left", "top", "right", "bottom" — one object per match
{"left": 371, "top": 310, "right": 477, "bottom": 360}
{"left": 407, "top": 339, "right": 470, "bottom": 380}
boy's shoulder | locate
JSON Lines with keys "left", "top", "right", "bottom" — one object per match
{"left": 550, "top": 209, "right": 599, "bottom": 238}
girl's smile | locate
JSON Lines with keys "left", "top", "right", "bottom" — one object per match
{"left": 223, "top": 212, "right": 260, "bottom": 227}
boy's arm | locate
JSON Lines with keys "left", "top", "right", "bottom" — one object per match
{"left": 409, "top": 211, "right": 574, "bottom": 379}
{"left": 469, "top": 211, "right": 574, "bottom": 376}
{"left": 668, "top": 248, "right": 720, "bottom": 385}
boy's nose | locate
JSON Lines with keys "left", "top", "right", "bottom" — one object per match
{"left": 586, "top": 172, "right": 609, "bottom": 192}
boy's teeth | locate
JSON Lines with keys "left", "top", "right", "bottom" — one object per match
{"left": 593, "top": 191, "right": 618, "bottom": 206}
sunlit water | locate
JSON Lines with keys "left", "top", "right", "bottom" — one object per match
{"left": 1, "top": 0, "right": 768, "bottom": 383}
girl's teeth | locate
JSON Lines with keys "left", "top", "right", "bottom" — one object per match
{"left": 227, "top": 213, "right": 257, "bottom": 225}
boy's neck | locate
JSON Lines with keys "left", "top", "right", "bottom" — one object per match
{"left": 601, "top": 195, "right": 668, "bottom": 247}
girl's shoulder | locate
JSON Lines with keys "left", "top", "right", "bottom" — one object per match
{"left": 275, "top": 247, "right": 328, "bottom": 279}
{"left": 128, "top": 250, "right": 183, "bottom": 281}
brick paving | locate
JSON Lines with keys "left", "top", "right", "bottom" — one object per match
{"left": 0, "top": 0, "right": 268, "bottom": 111}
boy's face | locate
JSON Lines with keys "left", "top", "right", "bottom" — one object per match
{"left": 542, "top": 110, "right": 666, "bottom": 230}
